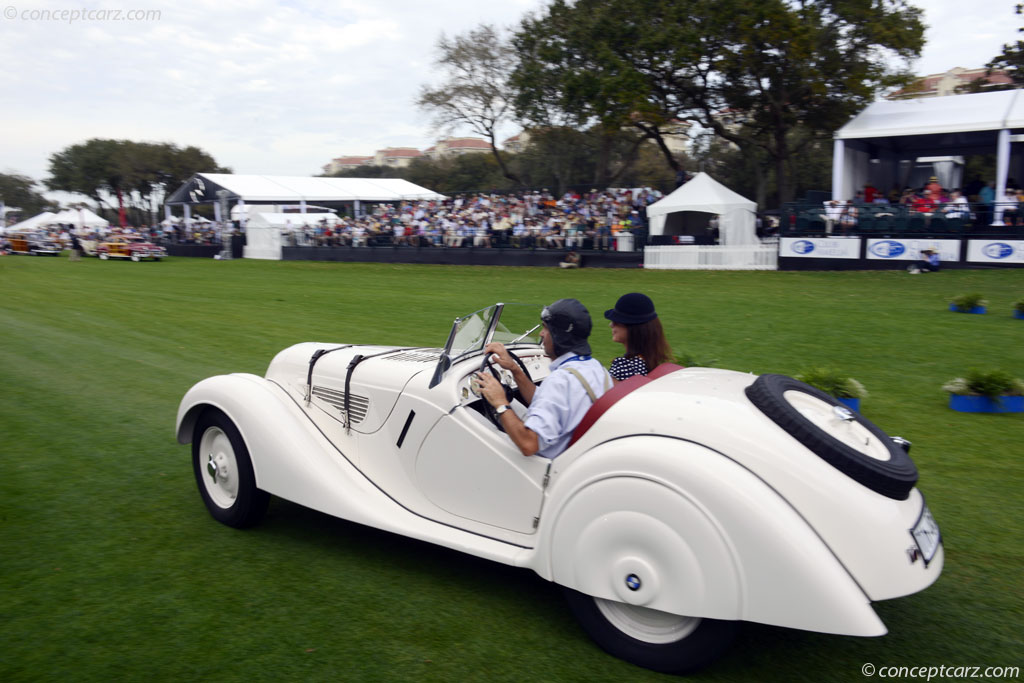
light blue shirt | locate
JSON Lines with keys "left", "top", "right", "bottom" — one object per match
{"left": 523, "top": 352, "right": 611, "bottom": 458}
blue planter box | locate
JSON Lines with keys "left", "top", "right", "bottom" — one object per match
{"left": 949, "top": 304, "right": 986, "bottom": 314}
{"left": 949, "top": 394, "right": 1024, "bottom": 413}
{"left": 836, "top": 397, "right": 861, "bottom": 412}
{"left": 1014, "top": 310, "right": 1024, "bottom": 320}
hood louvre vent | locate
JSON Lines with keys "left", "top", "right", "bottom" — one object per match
{"left": 386, "top": 350, "right": 441, "bottom": 363}
{"left": 310, "top": 386, "right": 369, "bottom": 424}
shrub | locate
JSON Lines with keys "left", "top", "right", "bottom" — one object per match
{"left": 673, "top": 351, "right": 717, "bottom": 368}
{"left": 1014, "top": 298, "right": 1024, "bottom": 314}
{"left": 950, "top": 292, "right": 987, "bottom": 312}
{"left": 795, "top": 367, "right": 868, "bottom": 399}
{"left": 942, "top": 368, "right": 1024, "bottom": 398}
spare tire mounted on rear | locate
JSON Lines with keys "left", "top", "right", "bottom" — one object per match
{"left": 745, "top": 374, "right": 918, "bottom": 500}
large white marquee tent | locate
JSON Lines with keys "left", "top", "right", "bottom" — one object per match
{"left": 646, "top": 172, "right": 758, "bottom": 245}
{"left": 833, "top": 90, "right": 1024, "bottom": 223}
{"left": 165, "top": 173, "right": 445, "bottom": 223}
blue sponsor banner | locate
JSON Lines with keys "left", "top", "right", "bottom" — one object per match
{"left": 780, "top": 237, "right": 860, "bottom": 259}
{"left": 967, "top": 240, "right": 1024, "bottom": 263}
{"left": 865, "top": 239, "right": 960, "bottom": 262}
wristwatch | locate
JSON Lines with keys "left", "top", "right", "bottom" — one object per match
{"left": 495, "top": 404, "right": 512, "bottom": 416}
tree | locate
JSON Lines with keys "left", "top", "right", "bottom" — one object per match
{"left": 0, "top": 173, "right": 58, "bottom": 217}
{"left": 987, "top": 3, "right": 1024, "bottom": 86}
{"left": 511, "top": 0, "right": 673, "bottom": 184}
{"left": 511, "top": 0, "right": 924, "bottom": 205}
{"left": 46, "top": 139, "right": 228, "bottom": 225}
{"left": 416, "top": 25, "right": 521, "bottom": 183}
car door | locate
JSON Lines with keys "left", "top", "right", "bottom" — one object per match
{"left": 414, "top": 403, "right": 549, "bottom": 535}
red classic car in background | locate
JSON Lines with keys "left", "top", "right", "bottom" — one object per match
{"left": 96, "top": 235, "right": 167, "bottom": 261}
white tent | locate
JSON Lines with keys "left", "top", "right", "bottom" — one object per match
{"left": 3, "top": 211, "right": 60, "bottom": 234}
{"left": 248, "top": 212, "right": 340, "bottom": 229}
{"left": 243, "top": 212, "right": 341, "bottom": 260}
{"left": 51, "top": 208, "right": 110, "bottom": 229}
{"left": 646, "top": 173, "right": 758, "bottom": 245}
{"left": 832, "top": 90, "right": 1024, "bottom": 223}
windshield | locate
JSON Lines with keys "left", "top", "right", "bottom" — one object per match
{"left": 448, "top": 305, "right": 497, "bottom": 360}
{"left": 431, "top": 303, "right": 543, "bottom": 388}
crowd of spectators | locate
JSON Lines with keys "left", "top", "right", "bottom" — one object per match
{"left": 278, "top": 188, "right": 663, "bottom": 250}
{"left": 814, "top": 177, "right": 1015, "bottom": 235}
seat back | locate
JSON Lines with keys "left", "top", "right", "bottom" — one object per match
{"left": 568, "top": 364, "right": 686, "bottom": 447}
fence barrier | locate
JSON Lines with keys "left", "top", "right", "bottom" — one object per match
{"left": 644, "top": 243, "right": 779, "bottom": 270}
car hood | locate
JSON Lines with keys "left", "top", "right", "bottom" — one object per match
{"left": 265, "top": 342, "right": 443, "bottom": 434}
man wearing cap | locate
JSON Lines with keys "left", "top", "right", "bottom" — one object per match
{"left": 476, "top": 299, "right": 611, "bottom": 458}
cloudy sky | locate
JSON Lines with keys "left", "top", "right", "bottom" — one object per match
{"left": 0, "top": 0, "right": 1018, "bottom": 189}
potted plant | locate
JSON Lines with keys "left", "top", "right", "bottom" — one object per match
{"left": 1013, "top": 298, "right": 1024, "bottom": 320}
{"left": 943, "top": 369, "right": 1024, "bottom": 413}
{"left": 949, "top": 292, "right": 987, "bottom": 314}
{"left": 794, "top": 367, "right": 868, "bottom": 412}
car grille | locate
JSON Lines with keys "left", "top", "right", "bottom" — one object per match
{"left": 310, "top": 386, "right": 369, "bottom": 424}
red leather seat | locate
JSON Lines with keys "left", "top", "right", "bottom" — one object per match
{"left": 568, "top": 363, "right": 685, "bottom": 447}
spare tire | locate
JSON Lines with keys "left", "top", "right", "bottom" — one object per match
{"left": 745, "top": 374, "right": 917, "bottom": 500}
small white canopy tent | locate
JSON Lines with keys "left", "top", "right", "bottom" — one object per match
{"left": 3, "top": 211, "right": 60, "bottom": 234}
{"left": 646, "top": 172, "right": 758, "bottom": 245}
{"left": 243, "top": 212, "right": 342, "bottom": 260}
{"left": 833, "top": 90, "right": 1024, "bottom": 223}
{"left": 51, "top": 208, "right": 110, "bottom": 230}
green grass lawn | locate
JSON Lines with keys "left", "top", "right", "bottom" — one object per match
{"left": 1, "top": 255, "right": 1021, "bottom": 682}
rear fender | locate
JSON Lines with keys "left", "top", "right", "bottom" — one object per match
{"left": 534, "top": 436, "right": 886, "bottom": 637}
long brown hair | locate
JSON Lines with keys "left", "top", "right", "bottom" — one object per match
{"left": 625, "top": 318, "right": 673, "bottom": 370}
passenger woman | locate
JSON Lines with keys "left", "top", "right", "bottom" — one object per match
{"left": 604, "top": 293, "right": 673, "bottom": 382}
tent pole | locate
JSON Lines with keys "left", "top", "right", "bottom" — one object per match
{"left": 832, "top": 139, "right": 845, "bottom": 201}
{"left": 995, "top": 129, "right": 1010, "bottom": 226}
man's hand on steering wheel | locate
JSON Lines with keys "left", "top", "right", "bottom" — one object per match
{"left": 483, "top": 342, "right": 516, "bottom": 370}
{"left": 475, "top": 370, "right": 509, "bottom": 409}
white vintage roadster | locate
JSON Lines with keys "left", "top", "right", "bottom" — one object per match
{"left": 176, "top": 303, "right": 943, "bottom": 674}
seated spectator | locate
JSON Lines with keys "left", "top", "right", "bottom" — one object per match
{"left": 942, "top": 190, "right": 970, "bottom": 220}
{"left": 839, "top": 201, "right": 858, "bottom": 234}
{"left": 1002, "top": 188, "right": 1019, "bottom": 225}
{"left": 912, "top": 190, "right": 937, "bottom": 214}
{"left": 907, "top": 248, "right": 940, "bottom": 274}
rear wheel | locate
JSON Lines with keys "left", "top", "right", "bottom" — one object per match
{"left": 192, "top": 408, "right": 269, "bottom": 528}
{"left": 564, "top": 589, "right": 738, "bottom": 675}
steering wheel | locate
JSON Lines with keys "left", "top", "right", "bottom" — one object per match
{"left": 477, "top": 348, "right": 533, "bottom": 430}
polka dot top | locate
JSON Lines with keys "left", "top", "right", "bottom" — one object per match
{"left": 609, "top": 356, "right": 649, "bottom": 381}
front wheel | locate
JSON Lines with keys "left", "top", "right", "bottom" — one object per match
{"left": 192, "top": 408, "right": 269, "bottom": 528}
{"left": 563, "top": 589, "right": 738, "bottom": 675}
{"left": 130, "top": 252, "right": 140, "bottom": 262}
{"left": 99, "top": 252, "right": 109, "bottom": 260}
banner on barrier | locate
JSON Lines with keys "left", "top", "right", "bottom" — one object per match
{"left": 780, "top": 237, "right": 860, "bottom": 259}
{"left": 967, "top": 240, "right": 1024, "bottom": 263}
{"left": 865, "top": 238, "right": 961, "bottom": 262}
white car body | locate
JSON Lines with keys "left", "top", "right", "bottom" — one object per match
{"left": 176, "top": 303, "right": 942, "bottom": 673}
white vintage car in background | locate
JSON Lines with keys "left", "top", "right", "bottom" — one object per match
{"left": 176, "top": 303, "right": 943, "bottom": 674}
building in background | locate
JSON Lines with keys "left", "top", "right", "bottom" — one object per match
{"left": 323, "top": 156, "right": 374, "bottom": 175}
{"left": 888, "top": 67, "right": 1012, "bottom": 99}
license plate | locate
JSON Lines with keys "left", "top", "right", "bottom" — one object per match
{"left": 910, "top": 503, "right": 941, "bottom": 566}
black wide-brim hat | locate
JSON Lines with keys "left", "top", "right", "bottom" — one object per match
{"left": 605, "top": 292, "right": 657, "bottom": 325}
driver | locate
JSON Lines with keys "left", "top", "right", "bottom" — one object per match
{"left": 476, "top": 298, "right": 611, "bottom": 458}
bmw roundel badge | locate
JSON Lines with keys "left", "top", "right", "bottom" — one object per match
{"left": 983, "top": 242, "right": 1014, "bottom": 259}
{"left": 625, "top": 574, "right": 642, "bottom": 591}
{"left": 791, "top": 240, "right": 815, "bottom": 254}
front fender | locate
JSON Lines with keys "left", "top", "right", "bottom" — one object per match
{"left": 532, "top": 436, "right": 886, "bottom": 637}
{"left": 176, "top": 373, "right": 384, "bottom": 525}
